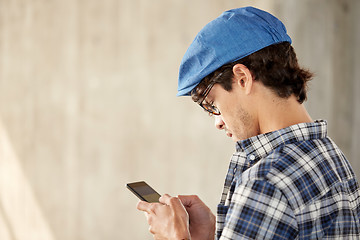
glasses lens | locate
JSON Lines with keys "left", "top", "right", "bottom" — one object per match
{"left": 198, "top": 74, "right": 223, "bottom": 116}
{"left": 212, "top": 107, "right": 221, "bottom": 115}
{"left": 200, "top": 102, "right": 220, "bottom": 115}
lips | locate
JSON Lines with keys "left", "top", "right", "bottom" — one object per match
{"left": 225, "top": 127, "right": 232, "bottom": 138}
{"left": 226, "top": 132, "right": 232, "bottom": 138}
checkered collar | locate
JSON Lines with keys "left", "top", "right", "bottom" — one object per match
{"left": 235, "top": 120, "right": 328, "bottom": 162}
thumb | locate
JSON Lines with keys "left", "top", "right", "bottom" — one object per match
{"left": 177, "top": 195, "right": 200, "bottom": 207}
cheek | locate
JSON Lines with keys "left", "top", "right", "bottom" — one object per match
{"left": 226, "top": 104, "right": 254, "bottom": 133}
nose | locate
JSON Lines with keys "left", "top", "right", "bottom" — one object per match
{"left": 214, "top": 115, "right": 225, "bottom": 130}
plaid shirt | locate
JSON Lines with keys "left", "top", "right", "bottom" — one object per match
{"left": 217, "top": 120, "right": 360, "bottom": 239}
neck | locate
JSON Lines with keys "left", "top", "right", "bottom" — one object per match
{"left": 257, "top": 95, "right": 313, "bottom": 134}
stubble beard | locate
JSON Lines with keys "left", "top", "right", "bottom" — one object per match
{"left": 232, "top": 106, "right": 257, "bottom": 141}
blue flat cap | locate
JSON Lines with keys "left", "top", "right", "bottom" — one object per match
{"left": 177, "top": 6, "right": 292, "bottom": 96}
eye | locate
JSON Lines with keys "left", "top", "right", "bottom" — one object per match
{"left": 207, "top": 102, "right": 217, "bottom": 117}
{"left": 209, "top": 101, "right": 217, "bottom": 109}
{"left": 206, "top": 100, "right": 214, "bottom": 106}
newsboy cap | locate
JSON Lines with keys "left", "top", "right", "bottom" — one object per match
{"left": 177, "top": 6, "right": 292, "bottom": 96}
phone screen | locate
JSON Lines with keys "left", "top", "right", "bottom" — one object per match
{"left": 127, "top": 181, "right": 161, "bottom": 203}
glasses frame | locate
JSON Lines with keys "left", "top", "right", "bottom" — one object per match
{"left": 198, "top": 72, "right": 223, "bottom": 116}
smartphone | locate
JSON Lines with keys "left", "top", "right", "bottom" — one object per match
{"left": 126, "top": 181, "right": 161, "bottom": 203}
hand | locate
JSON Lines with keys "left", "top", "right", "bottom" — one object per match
{"left": 178, "top": 195, "right": 215, "bottom": 240}
{"left": 137, "top": 194, "right": 191, "bottom": 240}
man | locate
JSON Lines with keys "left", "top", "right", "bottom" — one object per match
{"left": 137, "top": 7, "right": 360, "bottom": 239}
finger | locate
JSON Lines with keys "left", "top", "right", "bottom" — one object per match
{"left": 136, "top": 200, "right": 151, "bottom": 213}
{"left": 149, "top": 225, "right": 155, "bottom": 234}
{"left": 160, "top": 194, "right": 177, "bottom": 206}
{"left": 169, "top": 196, "right": 188, "bottom": 213}
{"left": 160, "top": 195, "right": 187, "bottom": 214}
{"left": 145, "top": 212, "right": 153, "bottom": 225}
{"left": 158, "top": 194, "right": 171, "bottom": 204}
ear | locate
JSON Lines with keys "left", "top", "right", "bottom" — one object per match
{"left": 232, "top": 64, "right": 253, "bottom": 95}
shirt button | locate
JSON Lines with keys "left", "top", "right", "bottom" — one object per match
{"left": 233, "top": 167, "right": 237, "bottom": 173}
{"left": 249, "top": 155, "right": 255, "bottom": 161}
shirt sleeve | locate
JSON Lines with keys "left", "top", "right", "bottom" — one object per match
{"left": 219, "top": 179, "right": 298, "bottom": 240}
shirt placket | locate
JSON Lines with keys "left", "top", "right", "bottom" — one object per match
{"left": 216, "top": 151, "right": 247, "bottom": 239}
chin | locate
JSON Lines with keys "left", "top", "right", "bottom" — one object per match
{"left": 231, "top": 135, "right": 241, "bottom": 142}
{"left": 232, "top": 132, "right": 252, "bottom": 142}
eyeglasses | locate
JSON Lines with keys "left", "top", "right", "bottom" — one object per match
{"left": 198, "top": 72, "right": 223, "bottom": 116}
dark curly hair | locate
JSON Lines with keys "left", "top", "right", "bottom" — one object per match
{"left": 191, "top": 42, "right": 313, "bottom": 104}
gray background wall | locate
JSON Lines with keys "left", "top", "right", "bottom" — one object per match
{"left": 0, "top": 0, "right": 359, "bottom": 239}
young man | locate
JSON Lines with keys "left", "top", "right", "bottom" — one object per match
{"left": 137, "top": 7, "right": 360, "bottom": 239}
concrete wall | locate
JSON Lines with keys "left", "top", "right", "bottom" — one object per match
{"left": 0, "top": 0, "right": 359, "bottom": 239}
